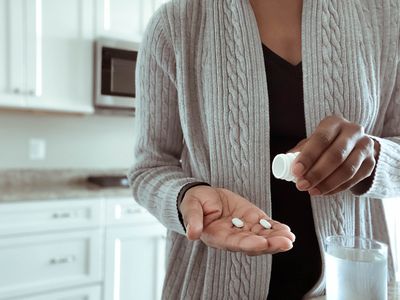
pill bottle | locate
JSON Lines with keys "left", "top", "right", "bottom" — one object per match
{"left": 272, "top": 152, "right": 300, "bottom": 182}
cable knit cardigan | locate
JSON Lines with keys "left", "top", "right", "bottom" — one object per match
{"left": 128, "top": 0, "right": 400, "bottom": 298}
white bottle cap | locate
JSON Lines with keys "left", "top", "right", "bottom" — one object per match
{"left": 272, "top": 152, "right": 300, "bottom": 182}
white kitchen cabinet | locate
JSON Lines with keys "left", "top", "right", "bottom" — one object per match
{"left": 13, "top": 285, "right": 101, "bottom": 300}
{"left": 0, "top": 197, "right": 167, "bottom": 300}
{"left": 105, "top": 197, "right": 159, "bottom": 226}
{"left": 0, "top": 0, "right": 26, "bottom": 108}
{"left": 0, "top": 230, "right": 102, "bottom": 299}
{"left": 0, "top": 0, "right": 7, "bottom": 101}
{"left": 0, "top": 0, "right": 169, "bottom": 113}
{"left": 0, "top": 199, "right": 103, "bottom": 236}
{"left": 0, "top": 199, "right": 103, "bottom": 299}
{"left": 96, "top": 0, "right": 168, "bottom": 42}
{"left": 104, "top": 198, "right": 166, "bottom": 300}
{"left": 104, "top": 224, "right": 166, "bottom": 300}
{"left": 26, "top": 0, "right": 95, "bottom": 113}
{"left": 0, "top": 0, "right": 95, "bottom": 113}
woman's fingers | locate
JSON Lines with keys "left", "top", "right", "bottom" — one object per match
{"left": 223, "top": 231, "right": 293, "bottom": 254}
{"left": 197, "top": 187, "right": 296, "bottom": 255}
{"left": 296, "top": 132, "right": 364, "bottom": 193}
{"left": 232, "top": 233, "right": 269, "bottom": 253}
{"left": 203, "top": 227, "right": 259, "bottom": 251}
{"left": 202, "top": 218, "right": 295, "bottom": 255}
{"left": 244, "top": 236, "right": 294, "bottom": 256}
{"left": 256, "top": 236, "right": 294, "bottom": 254}
{"left": 258, "top": 228, "right": 296, "bottom": 242}
{"left": 250, "top": 222, "right": 293, "bottom": 239}
{"left": 325, "top": 158, "right": 376, "bottom": 195}
{"left": 312, "top": 139, "right": 375, "bottom": 195}
{"left": 289, "top": 116, "right": 379, "bottom": 196}
{"left": 287, "top": 138, "right": 308, "bottom": 153}
{"left": 292, "top": 116, "right": 343, "bottom": 178}
{"left": 268, "top": 221, "right": 291, "bottom": 232}
{"left": 180, "top": 198, "right": 204, "bottom": 240}
{"left": 312, "top": 149, "right": 364, "bottom": 194}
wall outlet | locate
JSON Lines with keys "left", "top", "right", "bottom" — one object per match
{"left": 29, "top": 138, "right": 46, "bottom": 160}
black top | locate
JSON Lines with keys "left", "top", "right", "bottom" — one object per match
{"left": 263, "top": 44, "right": 322, "bottom": 300}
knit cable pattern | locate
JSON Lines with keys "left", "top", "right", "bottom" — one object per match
{"left": 232, "top": 0, "right": 252, "bottom": 297}
{"left": 321, "top": 0, "right": 346, "bottom": 236}
{"left": 223, "top": 0, "right": 252, "bottom": 298}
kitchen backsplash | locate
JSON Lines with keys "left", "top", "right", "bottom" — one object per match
{"left": 0, "top": 111, "right": 136, "bottom": 169}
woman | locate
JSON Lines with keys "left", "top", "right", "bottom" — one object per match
{"left": 128, "top": 0, "right": 400, "bottom": 299}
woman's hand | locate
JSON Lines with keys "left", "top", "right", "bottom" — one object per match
{"left": 179, "top": 186, "right": 295, "bottom": 256}
{"left": 290, "top": 116, "right": 380, "bottom": 196}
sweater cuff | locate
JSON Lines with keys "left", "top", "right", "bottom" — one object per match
{"left": 352, "top": 136, "right": 400, "bottom": 198}
{"left": 177, "top": 182, "right": 211, "bottom": 232}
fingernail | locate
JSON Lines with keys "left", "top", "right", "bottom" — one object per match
{"left": 309, "top": 188, "right": 321, "bottom": 196}
{"left": 280, "top": 245, "right": 293, "bottom": 251}
{"left": 297, "top": 179, "right": 311, "bottom": 190}
{"left": 293, "top": 162, "right": 305, "bottom": 176}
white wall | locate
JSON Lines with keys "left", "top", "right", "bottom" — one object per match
{"left": 0, "top": 110, "right": 136, "bottom": 169}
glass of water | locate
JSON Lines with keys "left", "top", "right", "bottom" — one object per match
{"left": 325, "top": 235, "right": 388, "bottom": 300}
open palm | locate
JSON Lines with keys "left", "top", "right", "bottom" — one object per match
{"left": 180, "top": 186, "right": 295, "bottom": 256}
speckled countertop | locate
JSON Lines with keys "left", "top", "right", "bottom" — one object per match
{"left": 0, "top": 169, "right": 132, "bottom": 203}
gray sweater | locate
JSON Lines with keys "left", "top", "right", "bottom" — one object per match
{"left": 128, "top": 0, "right": 400, "bottom": 298}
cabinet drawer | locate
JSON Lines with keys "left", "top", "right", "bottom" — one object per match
{"left": 0, "top": 199, "right": 103, "bottom": 235}
{"left": 12, "top": 285, "right": 101, "bottom": 300}
{"left": 0, "top": 230, "right": 102, "bottom": 299}
{"left": 106, "top": 198, "right": 158, "bottom": 226}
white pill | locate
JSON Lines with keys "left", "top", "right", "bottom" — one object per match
{"left": 259, "top": 219, "right": 272, "bottom": 229}
{"left": 232, "top": 217, "right": 244, "bottom": 228}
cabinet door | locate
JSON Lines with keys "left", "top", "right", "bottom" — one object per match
{"left": 0, "top": 0, "right": 26, "bottom": 107}
{"left": 24, "top": 0, "right": 95, "bottom": 113}
{"left": 104, "top": 224, "right": 166, "bottom": 300}
{"left": 96, "top": 0, "right": 168, "bottom": 41}
{"left": 0, "top": 230, "right": 102, "bottom": 299}
{"left": 14, "top": 285, "right": 101, "bottom": 300}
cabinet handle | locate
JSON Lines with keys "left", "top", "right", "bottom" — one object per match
{"left": 52, "top": 212, "right": 74, "bottom": 219}
{"left": 13, "top": 88, "right": 21, "bottom": 94}
{"left": 125, "top": 208, "right": 142, "bottom": 214}
{"left": 28, "top": 90, "right": 35, "bottom": 96}
{"left": 49, "top": 255, "right": 76, "bottom": 265}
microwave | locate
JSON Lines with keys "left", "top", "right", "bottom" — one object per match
{"left": 94, "top": 38, "right": 140, "bottom": 111}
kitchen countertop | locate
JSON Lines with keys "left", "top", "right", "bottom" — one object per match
{"left": 0, "top": 169, "right": 132, "bottom": 203}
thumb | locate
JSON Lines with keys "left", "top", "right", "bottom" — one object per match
{"left": 180, "top": 198, "right": 204, "bottom": 240}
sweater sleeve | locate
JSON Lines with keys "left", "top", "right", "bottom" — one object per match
{"left": 356, "top": 52, "right": 400, "bottom": 199}
{"left": 127, "top": 7, "right": 204, "bottom": 235}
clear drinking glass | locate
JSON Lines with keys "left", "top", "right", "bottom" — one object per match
{"left": 325, "top": 235, "right": 388, "bottom": 300}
